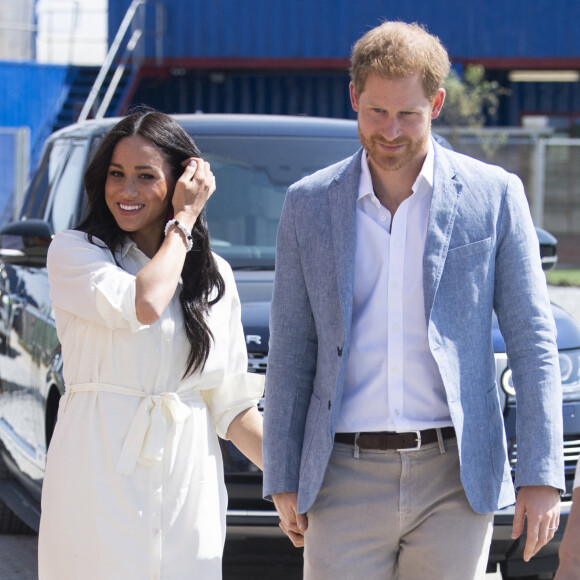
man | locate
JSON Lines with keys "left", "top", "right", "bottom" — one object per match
{"left": 263, "top": 21, "right": 564, "bottom": 579}
{"left": 554, "top": 459, "right": 580, "bottom": 579}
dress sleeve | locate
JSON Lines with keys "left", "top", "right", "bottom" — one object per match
{"left": 201, "top": 259, "right": 264, "bottom": 439}
{"left": 47, "top": 231, "right": 146, "bottom": 332}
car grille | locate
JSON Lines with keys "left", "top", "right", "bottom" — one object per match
{"left": 248, "top": 353, "right": 267, "bottom": 412}
{"left": 247, "top": 353, "right": 268, "bottom": 375}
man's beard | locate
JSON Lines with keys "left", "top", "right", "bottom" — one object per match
{"left": 359, "top": 122, "right": 431, "bottom": 172}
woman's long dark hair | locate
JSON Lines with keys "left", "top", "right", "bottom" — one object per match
{"left": 76, "top": 109, "right": 225, "bottom": 377}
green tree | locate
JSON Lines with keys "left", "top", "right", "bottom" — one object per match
{"left": 434, "top": 65, "right": 509, "bottom": 128}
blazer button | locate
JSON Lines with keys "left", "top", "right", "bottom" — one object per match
{"left": 337, "top": 346, "right": 343, "bottom": 356}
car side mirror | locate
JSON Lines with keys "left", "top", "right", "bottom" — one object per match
{"left": 0, "top": 219, "right": 54, "bottom": 266}
{"left": 536, "top": 227, "right": 558, "bottom": 271}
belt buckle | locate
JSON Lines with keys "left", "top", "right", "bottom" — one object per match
{"left": 397, "top": 430, "right": 421, "bottom": 452}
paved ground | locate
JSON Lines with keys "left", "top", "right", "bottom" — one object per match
{"left": 1, "top": 534, "right": 37, "bottom": 579}
{"left": 547, "top": 284, "right": 580, "bottom": 323}
{"left": 0, "top": 284, "right": 577, "bottom": 579}
{"left": 0, "top": 534, "right": 503, "bottom": 579}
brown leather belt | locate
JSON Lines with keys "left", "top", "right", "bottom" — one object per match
{"left": 334, "top": 427, "right": 455, "bottom": 451}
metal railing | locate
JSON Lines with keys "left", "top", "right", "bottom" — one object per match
{"left": 78, "top": 0, "right": 165, "bottom": 122}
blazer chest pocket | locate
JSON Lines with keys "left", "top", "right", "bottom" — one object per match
{"left": 446, "top": 237, "right": 492, "bottom": 263}
{"left": 439, "top": 237, "right": 493, "bottom": 306}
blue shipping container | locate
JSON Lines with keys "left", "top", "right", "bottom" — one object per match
{"left": 109, "top": 0, "right": 580, "bottom": 63}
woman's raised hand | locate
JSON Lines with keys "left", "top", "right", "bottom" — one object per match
{"left": 172, "top": 158, "right": 216, "bottom": 228}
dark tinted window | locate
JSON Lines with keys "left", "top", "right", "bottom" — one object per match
{"left": 45, "top": 140, "right": 88, "bottom": 232}
{"left": 192, "top": 135, "right": 360, "bottom": 268}
{"left": 20, "top": 138, "right": 88, "bottom": 231}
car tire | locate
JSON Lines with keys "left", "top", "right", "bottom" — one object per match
{"left": 0, "top": 497, "right": 33, "bottom": 535}
{"left": 0, "top": 451, "right": 34, "bottom": 535}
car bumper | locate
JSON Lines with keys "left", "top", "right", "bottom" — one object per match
{"left": 226, "top": 509, "right": 283, "bottom": 538}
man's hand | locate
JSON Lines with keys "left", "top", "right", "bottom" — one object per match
{"left": 512, "top": 485, "right": 560, "bottom": 562}
{"left": 272, "top": 492, "right": 308, "bottom": 547}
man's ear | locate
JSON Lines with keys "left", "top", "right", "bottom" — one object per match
{"left": 431, "top": 88, "right": 445, "bottom": 120}
{"left": 349, "top": 82, "right": 360, "bottom": 113}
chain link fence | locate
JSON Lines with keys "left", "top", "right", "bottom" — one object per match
{"left": 436, "top": 128, "right": 580, "bottom": 266}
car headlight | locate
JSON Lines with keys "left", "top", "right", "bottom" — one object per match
{"left": 501, "top": 348, "right": 580, "bottom": 403}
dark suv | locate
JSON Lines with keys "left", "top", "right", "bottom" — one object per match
{"left": 0, "top": 115, "right": 578, "bottom": 579}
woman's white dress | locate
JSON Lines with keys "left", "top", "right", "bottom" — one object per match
{"left": 38, "top": 230, "right": 264, "bottom": 580}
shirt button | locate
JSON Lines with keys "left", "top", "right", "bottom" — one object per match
{"left": 394, "top": 409, "right": 400, "bottom": 415}
{"left": 380, "top": 214, "right": 387, "bottom": 222}
{"left": 392, "top": 324, "right": 399, "bottom": 332}
{"left": 392, "top": 367, "right": 399, "bottom": 374}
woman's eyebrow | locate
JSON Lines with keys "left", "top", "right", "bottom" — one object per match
{"left": 109, "top": 162, "right": 156, "bottom": 170}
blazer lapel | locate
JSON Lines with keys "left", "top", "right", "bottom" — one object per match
{"left": 423, "top": 143, "right": 463, "bottom": 319}
{"left": 328, "top": 150, "right": 361, "bottom": 328}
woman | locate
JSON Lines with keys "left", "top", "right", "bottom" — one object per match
{"left": 38, "top": 110, "right": 264, "bottom": 579}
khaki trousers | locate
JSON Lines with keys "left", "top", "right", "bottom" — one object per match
{"left": 304, "top": 437, "right": 493, "bottom": 580}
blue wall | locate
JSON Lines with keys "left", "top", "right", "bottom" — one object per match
{"left": 0, "top": 62, "right": 70, "bottom": 163}
{"left": 109, "top": 0, "right": 580, "bottom": 62}
{"left": 0, "top": 62, "right": 74, "bottom": 225}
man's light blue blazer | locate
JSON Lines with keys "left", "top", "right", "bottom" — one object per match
{"left": 263, "top": 138, "right": 565, "bottom": 515}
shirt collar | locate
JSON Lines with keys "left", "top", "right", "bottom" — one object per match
{"left": 358, "top": 150, "right": 374, "bottom": 201}
{"left": 119, "top": 236, "right": 137, "bottom": 259}
{"left": 358, "top": 137, "right": 435, "bottom": 201}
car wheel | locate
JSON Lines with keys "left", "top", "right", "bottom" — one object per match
{"left": 0, "top": 451, "right": 34, "bottom": 534}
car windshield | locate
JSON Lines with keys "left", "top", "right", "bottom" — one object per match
{"left": 192, "top": 135, "right": 361, "bottom": 269}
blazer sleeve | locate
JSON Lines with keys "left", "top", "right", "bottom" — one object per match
{"left": 262, "top": 184, "right": 319, "bottom": 499}
{"left": 493, "top": 173, "right": 564, "bottom": 492}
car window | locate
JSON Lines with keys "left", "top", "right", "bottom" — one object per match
{"left": 19, "top": 140, "right": 65, "bottom": 220}
{"left": 44, "top": 140, "right": 88, "bottom": 233}
{"left": 19, "top": 138, "right": 88, "bottom": 232}
{"left": 192, "top": 135, "right": 361, "bottom": 269}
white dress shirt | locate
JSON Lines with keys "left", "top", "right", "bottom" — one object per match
{"left": 336, "top": 143, "right": 452, "bottom": 433}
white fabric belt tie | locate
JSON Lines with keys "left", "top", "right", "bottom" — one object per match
{"left": 64, "top": 383, "right": 204, "bottom": 475}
